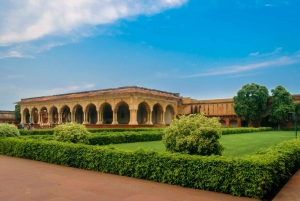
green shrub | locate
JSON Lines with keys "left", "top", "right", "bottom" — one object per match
{"left": 0, "top": 123, "right": 20, "bottom": 137}
{"left": 53, "top": 123, "right": 90, "bottom": 144}
{"left": 19, "top": 129, "right": 53, "bottom": 135}
{"left": 163, "top": 113, "right": 224, "bottom": 156}
{"left": 89, "top": 131, "right": 163, "bottom": 145}
{"left": 221, "top": 127, "right": 273, "bottom": 135}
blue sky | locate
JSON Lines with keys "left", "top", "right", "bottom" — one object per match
{"left": 1, "top": 0, "right": 300, "bottom": 110}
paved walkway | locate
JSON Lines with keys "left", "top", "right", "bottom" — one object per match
{"left": 273, "top": 169, "right": 300, "bottom": 201}
{"left": 0, "top": 155, "right": 258, "bottom": 201}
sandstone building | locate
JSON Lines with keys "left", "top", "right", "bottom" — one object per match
{"left": 16, "top": 86, "right": 300, "bottom": 128}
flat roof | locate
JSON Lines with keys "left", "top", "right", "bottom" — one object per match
{"left": 17, "top": 86, "right": 180, "bottom": 104}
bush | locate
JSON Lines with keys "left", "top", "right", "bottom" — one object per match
{"left": 0, "top": 123, "right": 20, "bottom": 137}
{"left": 162, "top": 113, "right": 224, "bottom": 156}
{"left": 88, "top": 131, "right": 164, "bottom": 145}
{"left": 19, "top": 129, "right": 53, "bottom": 135}
{"left": 53, "top": 123, "right": 90, "bottom": 144}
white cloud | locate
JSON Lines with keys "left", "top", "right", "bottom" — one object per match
{"left": 0, "top": 0, "right": 188, "bottom": 46}
{"left": 249, "top": 52, "right": 259, "bottom": 56}
{"left": 183, "top": 51, "right": 300, "bottom": 78}
{"left": 0, "top": 50, "right": 33, "bottom": 59}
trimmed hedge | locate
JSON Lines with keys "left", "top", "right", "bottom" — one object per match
{"left": 19, "top": 129, "right": 53, "bottom": 135}
{"left": 222, "top": 127, "right": 273, "bottom": 135}
{"left": 88, "top": 131, "right": 163, "bottom": 145}
{"left": 0, "top": 137, "right": 300, "bottom": 199}
{"left": 88, "top": 128, "right": 163, "bottom": 133}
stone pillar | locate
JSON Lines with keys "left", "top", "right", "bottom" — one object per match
{"left": 225, "top": 118, "right": 230, "bottom": 127}
{"left": 148, "top": 110, "right": 153, "bottom": 124}
{"left": 129, "top": 109, "right": 138, "bottom": 125}
{"left": 20, "top": 112, "right": 24, "bottom": 124}
{"left": 83, "top": 111, "right": 88, "bottom": 124}
{"left": 37, "top": 112, "right": 41, "bottom": 124}
{"left": 112, "top": 110, "right": 118, "bottom": 124}
{"left": 58, "top": 112, "right": 62, "bottom": 124}
{"left": 71, "top": 111, "right": 74, "bottom": 123}
{"left": 96, "top": 110, "right": 102, "bottom": 124}
{"left": 161, "top": 110, "right": 165, "bottom": 124}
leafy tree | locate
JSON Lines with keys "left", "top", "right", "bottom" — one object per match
{"left": 233, "top": 83, "right": 269, "bottom": 125}
{"left": 14, "top": 104, "right": 21, "bottom": 124}
{"left": 269, "top": 85, "right": 295, "bottom": 129}
{"left": 295, "top": 102, "right": 300, "bottom": 115}
{"left": 162, "top": 113, "right": 224, "bottom": 156}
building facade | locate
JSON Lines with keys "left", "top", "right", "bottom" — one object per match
{"left": 16, "top": 86, "right": 300, "bottom": 128}
{"left": 0, "top": 111, "right": 15, "bottom": 123}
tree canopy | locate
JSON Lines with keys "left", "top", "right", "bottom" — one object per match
{"left": 14, "top": 104, "right": 21, "bottom": 124}
{"left": 233, "top": 83, "right": 269, "bottom": 123}
{"left": 269, "top": 85, "right": 295, "bottom": 128}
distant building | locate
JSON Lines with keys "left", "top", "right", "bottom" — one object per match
{"left": 0, "top": 110, "right": 15, "bottom": 123}
{"left": 16, "top": 86, "right": 300, "bottom": 128}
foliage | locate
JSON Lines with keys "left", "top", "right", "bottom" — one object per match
{"left": 53, "top": 123, "right": 90, "bottom": 144}
{"left": 14, "top": 104, "right": 21, "bottom": 124}
{"left": 233, "top": 83, "right": 269, "bottom": 123}
{"left": 89, "top": 131, "right": 163, "bottom": 145}
{"left": 221, "top": 127, "right": 273, "bottom": 135}
{"left": 269, "top": 85, "right": 295, "bottom": 128}
{"left": 162, "top": 113, "right": 224, "bottom": 156}
{"left": 295, "top": 102, "right": 300, "bottom": 115}
{"left": 1, "top": 137, "right": 300, "bottom": 200}
{"left": 0, "top": 123, "right": 20, "bottom": 137}
{"left": 19, "top": 129, "right": 53, "bottom": 135}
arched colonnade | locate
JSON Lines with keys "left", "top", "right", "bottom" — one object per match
{"left": 20, "top": 101, "right": 176, "bottom": 126}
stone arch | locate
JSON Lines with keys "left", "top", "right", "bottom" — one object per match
{"left": 165, "top": 104, "right": 175, "bottom": 125}
{"left": 60, "top": 105, "right": 71, "bottom": 123}
{"left": 152, "top": 103, "right": 163, "bottom": 124}
{"left": 230, "top": 119, "right": 238, "bottom": 127}
{"left": 85, "top": 103, "right": 97, "bottom": 124}
{"left": 219, "top": 119, "right": 226, "bottom": 127}
{"left": 30, "top": 107, "right": 39, "bottom": 124}
{"left": 23, "top": 108, "right": 30, "bottom": 124}
{"left": 49, "top": 106, "right": 58, "bottom": 124}
{"left": 137, "top": 101, "right": 151, "bottom": 124}
{"left": 73, "top": 104, "right": 83, "bottom": 124}
{"left": 115, "top": 101, "right": 130, "bottom": 124}
{"left": 39, "top": 106, "right": 48, "bottom": 124}
{"left": 99, "top": 102, "right": 113, "bottom": 124}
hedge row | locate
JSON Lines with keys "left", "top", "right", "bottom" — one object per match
{"left": 19, "top": 127, "right": 272, "bottom": 136}
{"left": 19, "top": 129, "right": 53, "bottom": 135}
{"left": 222, "top": 127, "right": 273, "bottom": 135}
{"left": 1, "top": 137, "right": 300, "bottom": 199}
{"left": 88, "top": 128, "right": 163, "bottom": 133}
{"left": 89, "top": 132, "right": 163, "bottom": 145}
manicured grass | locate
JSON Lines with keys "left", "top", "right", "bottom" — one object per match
{"left": 104, "top": 131, "right": 296, "bottom": 157}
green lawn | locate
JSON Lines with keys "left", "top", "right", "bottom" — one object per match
{"left": 103, "top": 131, "right": 297, "bottom": 157}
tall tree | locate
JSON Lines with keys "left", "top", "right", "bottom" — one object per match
{"left": 269, "top": 85, "right": 295, "bottom": 129}
{"left": 233, "top": 83, "right": 269, "bottom": 125}
{"left": 14, "top": 104, "right": 21, "bottom": 124}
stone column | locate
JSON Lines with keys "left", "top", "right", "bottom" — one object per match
{"left": 96, "top": 109, "right": 102, "bottom": 124}
{"left": 129, "top": 109, "right": 138, "bottom": 125}
{"left": 83, "top": 111, "right": 88, "bottom": 124}
{"left": 148, "top": 110, "right": 153, "bottom": 124}
{"left": 71, "top": 111, "right": 74, "bottom": 123}
{"left": 225, "top": 118, "right": 230, "bottom": 127}
{"left": 161, "top": 111, "right": 166, "bottom": 125}
{"left": 112, "top": 110, "right": 118, "bottom": 124}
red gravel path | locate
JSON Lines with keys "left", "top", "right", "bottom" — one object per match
{"left": 0, "top": 155, "right": 294, "bottom": 201}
